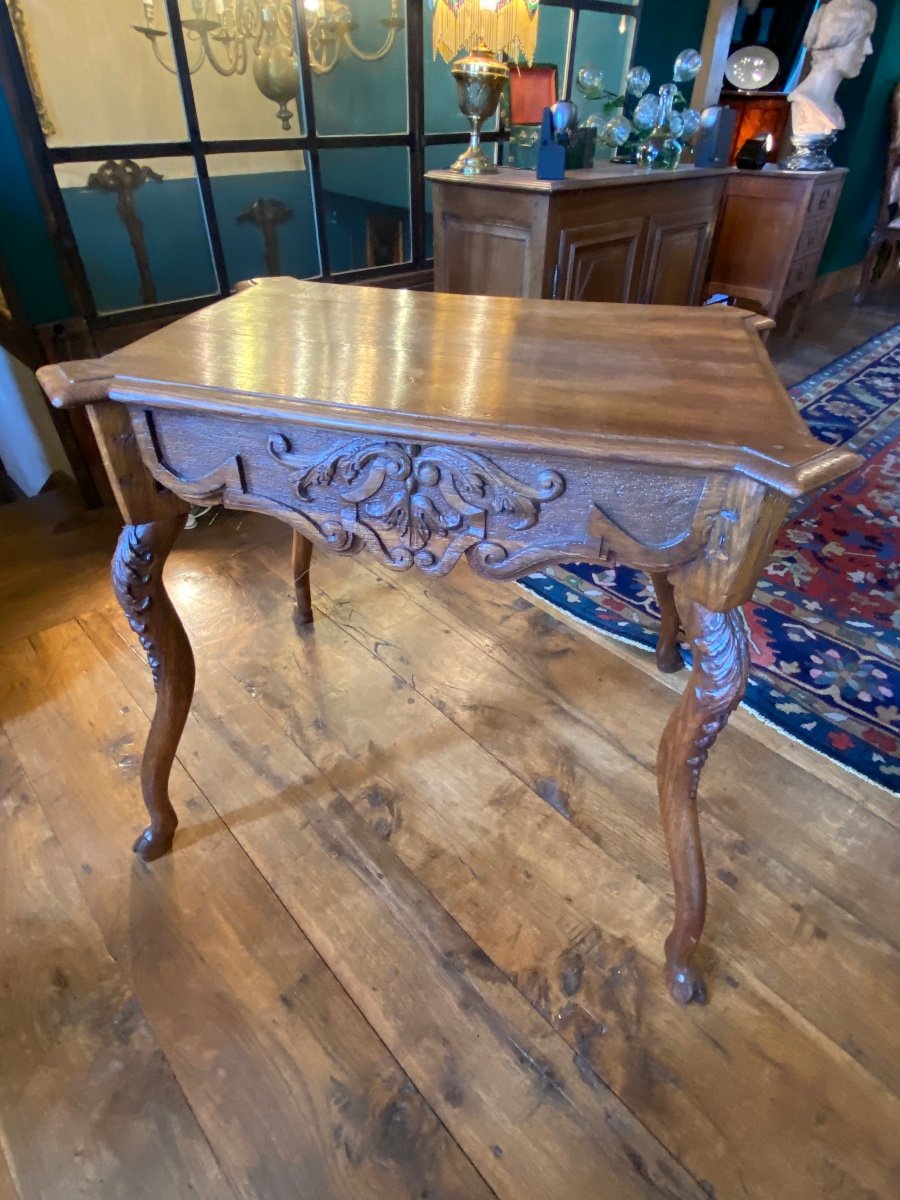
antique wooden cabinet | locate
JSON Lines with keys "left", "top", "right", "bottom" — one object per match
{"left": 428, "top": 164, "right": 731, "bottom": 305}
{"left": 707, "top": 166, "right": 847, "bottom": 321}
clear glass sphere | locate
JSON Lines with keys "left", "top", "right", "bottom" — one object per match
{"left": 575, "top": 66, "right": 604, "bottom": 98}
{"left": 583, "top": 112, "right": 606, "bottom": 130}
{"left": 603, "top": 115, "right": 633, "bottom": 147}
{"left": 632, "top": 94, "right": 659, "bottom": 131}
{"left": 679, "top": 107, "right": 701, "bottom": 138}
{"left": 672, "top": 49, "right": 702, "bottom": 83}
{"left": 667, "top": 112, "right": 685, "bottom": 137}
{"left": 625, "top": 65, "right": 651, "bottom": 97}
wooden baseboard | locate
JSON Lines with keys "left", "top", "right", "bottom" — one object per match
{"left": 811, "top": 261, "right": 862, "bottom": 303}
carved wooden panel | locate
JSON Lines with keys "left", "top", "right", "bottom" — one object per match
{"left": 129, "top": 406, "right": 734, "bottom": 582}
{"left": 556, "top": 218, "right": 645, "bottom": 304}
{"left": 641, "top": 210, "right": 716, "bottom": 306}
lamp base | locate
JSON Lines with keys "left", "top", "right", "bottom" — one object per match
{"left": 450, "top": 143, "right": 497, "bottom": 175}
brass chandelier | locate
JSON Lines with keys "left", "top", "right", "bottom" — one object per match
{"left": 133, "top": 0, "right": 405, "bottom": 129}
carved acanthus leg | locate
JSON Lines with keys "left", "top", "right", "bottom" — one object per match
{"left": 112, "top": 515, "right": 195, "bottom": 862}
{"left": 650, "top": 571, "right": 685, "bottom": 674}
{"left": 291, "top": 530, "right": 314, "bottom": 626}
{"left": 657, "top": 595, "right": 749, "bottom": 1004}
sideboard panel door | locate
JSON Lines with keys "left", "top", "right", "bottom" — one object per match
{"left": 641, "top": 211, "right": 716, "bottom": 306}
{"left": 556, "top": 218, "right": 646, "bottom": 303}
{"left": 440, "top": 217, "right": 535, "bottom": 298}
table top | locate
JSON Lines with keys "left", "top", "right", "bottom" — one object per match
{"left": 425, "top": 163, "right": 733, "bottom": 194}
{"left": 42, "top": 277, "right": 858, "bottom": 497}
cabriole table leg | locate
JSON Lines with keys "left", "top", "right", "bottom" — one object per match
{"left": 656, "top": 593, "right": 750, "bottom": 1004}
{"left": 112, "top": 515, "right": 196, "bottom": 862}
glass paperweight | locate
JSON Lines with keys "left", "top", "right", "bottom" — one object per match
{"left": 625, "top": 66, "right": 651, "bottom": 97}
{"left": 672, "top": 49, "right": 702, "bottom": 83}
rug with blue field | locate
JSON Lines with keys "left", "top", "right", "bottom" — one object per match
{"left": 519, "top": 323, "right": 900, "bottom": 793}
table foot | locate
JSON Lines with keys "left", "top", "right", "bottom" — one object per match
{"left": 133, "top": 824, "right": 176, "bottom": 862}
{"left": 112, "top": 516, "right": 195, "bottom": 861}
{"left": 292, "top": 530, "right": 314, "bottom": 625}
{"left": 665, "top": 947, "right": 708, "bottom": 1005}
{"left": 650, "top": 572, "right": 685, "bottom": 674}
{"left": 657, "top": 596, "right": 749, "bottom": 1005}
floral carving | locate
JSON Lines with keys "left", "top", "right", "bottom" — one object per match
{"left": 111, "top": 524, "right": 160, "bottom": 688}
{"left": 268, "top": 435, "right": 566, "bottom": 574}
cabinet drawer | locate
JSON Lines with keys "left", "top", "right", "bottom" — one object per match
{"left": 796, "top": 215, "right": 831, "bottom": 258}
{"left": 783, "top": 251, "right": 819, "bottom": 297}
{"left": 808, "top": 179, "right": 841, "bottom": 218}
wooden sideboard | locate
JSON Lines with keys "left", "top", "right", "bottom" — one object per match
{"left": 707, "top": 166, "right": 847, "bottom": 322}
{"left": 428, "top": 165, "right": 731, "bottom": 306}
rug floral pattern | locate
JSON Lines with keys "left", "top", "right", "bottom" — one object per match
{"left": 519, "top": 324, "right": 900, "bottom": 793}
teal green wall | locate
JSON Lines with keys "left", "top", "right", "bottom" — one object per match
{"left": 633, "top": 0, "right": 708, "bottom": 101}
{"left": 0, "top": 85, "right": 72, "bottom": 324}
{"left": 819, "top": 0, "right": 900, "bottom": 274}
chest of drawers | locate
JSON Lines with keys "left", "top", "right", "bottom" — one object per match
{"left": 707, "top": 167, "right": 847, "bottom": 323}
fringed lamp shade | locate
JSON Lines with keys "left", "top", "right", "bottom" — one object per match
{"left": 432, "top": 0, "right": 540, "bottom": 65}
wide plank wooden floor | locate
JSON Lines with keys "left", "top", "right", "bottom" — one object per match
{"left": 1, "top": 289, "right": 899, "bottom": 1200}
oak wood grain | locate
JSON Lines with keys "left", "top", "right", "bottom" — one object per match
{"left": 114, "top": 542, "right": 900, "bottom": 1200}
{"left": 0, "top": 731, "right": 235, "bottom": 1200}
{"left": 38, "top": 279, "right": 858, "bottom": 494}
{"left": 0, "top": 626, "right": 496, "bottom": 1200}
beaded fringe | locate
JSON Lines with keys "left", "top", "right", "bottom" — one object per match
{"left": 432, "top": 0, "right": 540, "bottom": 65}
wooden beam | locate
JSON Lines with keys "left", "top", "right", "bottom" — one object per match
{"left": 693, "top": 0, "right": 740, "bottom": 113}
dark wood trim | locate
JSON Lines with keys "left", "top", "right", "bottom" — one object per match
{"left": 162, "top": 0, "right": 230, "bottom": 298}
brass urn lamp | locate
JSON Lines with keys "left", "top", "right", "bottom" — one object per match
{"left": 450, "top": 48, "right": 508, "bottom": 175}
{"left": 433, "top": 0, "right": 541, "bottom": 175}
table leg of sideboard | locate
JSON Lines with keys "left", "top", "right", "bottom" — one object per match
{"left": 111, "top": 515, "right": 196, "bottom": 862}
{"left": 656, "top": 594, "right": 750, "bottom": 1004}
{"left": 291, "top": 530, "right": 314, "bottom": 626}
{"left": 650, "top": 572, "right": 685, "bottom": 674}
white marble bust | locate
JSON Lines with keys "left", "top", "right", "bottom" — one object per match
{"left": 788, "top": 0, "right": 877, "bottom": 136}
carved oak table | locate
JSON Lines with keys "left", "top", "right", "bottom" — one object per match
{"left": 38, "top": 277, "right": 859, "bottom": 1005}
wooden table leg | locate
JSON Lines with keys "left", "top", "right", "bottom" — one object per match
{"left": 112, "top": 515, "right": 196, "bottom": 862}
{"left": 291, "top": 530, "right": 314, "bottom": 626}
{"left": 657, "top": 592, "right": 749, "bottom": 1004}
{"left": 650, "top": 571, "right": 685, "bottom": 674}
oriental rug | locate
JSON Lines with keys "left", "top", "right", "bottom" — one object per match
{"left": 519, "top": 323, "right": 900, "bottom": 793}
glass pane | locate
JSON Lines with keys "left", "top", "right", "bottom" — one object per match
{"left": 179, "top": 0, "right": 305, "bottom": 139}
{"left": 424, "top": 143, "right": 462, "bottom": 259}
{"left": 11, "top": 0, "right": 187, "bottom": 146}
{"left": 319, "top": 147, "right": 409, "bottom": 272}
{"left": 207, "top": 150, "right": 320, "bottom": 282}
{"left": 532, "top": 5, "right": 572, "bottom": 89}
{"left": 309, "top": 0, "right": 407, "bottom": 134}
{"left": 572, "top": 10, "right": 637, "bottom": 108}
{"left": 55, "top": 158, "right": 218, "bottom": 314}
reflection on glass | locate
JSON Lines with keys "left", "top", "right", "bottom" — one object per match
{"left": 310, "top": 0, "right": 407, "bottom": 134}
{"left": 55, "top": 158, "right": 217, "bottom": 314}
{"left": 170, "top": 0, "right": 304, "bottom": 139}
{"left": 14, "top": 0, "right": 187, "bottom": 146}
{"left": 572, "top": 11, "right": 636, "bottom": 113}
{"left": 319, "top": 147, "right": 410, "bottom": 272}
{"left": 424, "top": 143, "right": 461, "bottom": 257}
{"left": 207, "top": 151, "right": 320, "bottom": 283}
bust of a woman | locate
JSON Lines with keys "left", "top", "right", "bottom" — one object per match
{"left": 788, "top": 0, "right": 877, "bottom": 136}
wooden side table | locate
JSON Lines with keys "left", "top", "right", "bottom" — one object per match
{"left": 707, "top": 166, "right": 847, "bottom": 328}
{"left": 37, "top": 278, "right": 858, "bottom": 1005}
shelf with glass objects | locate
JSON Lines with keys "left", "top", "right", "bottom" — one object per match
{"left": 503, "top": 49, "right": 705, "bottom": 173}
